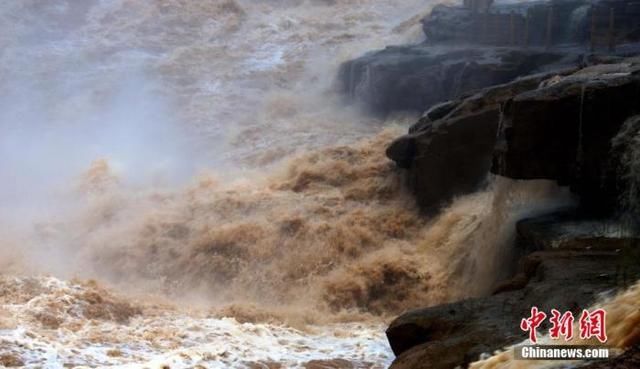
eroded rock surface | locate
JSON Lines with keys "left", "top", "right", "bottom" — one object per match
{"left": 386, "top": 213, "right": 640, "bottom": 369}
{"left": 491, "top": 61, "right": 640, "bottom": 214}
{"left": 385, "top": 68, "right": 576, "bottom": 210}
{"left": 422, "top": 0, "right": 640, "bottom": 47}
{"left": 386, "top": 58, "right": 640, "bottom": 213}
{"left": 338, "top": 46, "right": 577, "bottom": 115}
{"left": 516, "top": 211, "right": 640, "bottom": 252}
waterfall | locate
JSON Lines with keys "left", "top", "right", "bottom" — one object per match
{"left": 567, "top": 4, "right": 591, "bottom": 44}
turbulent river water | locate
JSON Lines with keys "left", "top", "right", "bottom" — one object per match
{"left": 1, "top": 1, "right": 634, "bottom": 369}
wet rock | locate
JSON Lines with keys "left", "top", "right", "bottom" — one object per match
{"left": 385, "top": 57, "right": 640, "bottom": 213}
{"left": 421, "top": 0, "right": 640, "bottom": 48}
{"left": 420, "top": 4, "right": 476, "bottom": 44}
{"left": 405, "top": 108, "right": 499, "bottom": 210}
{"left": 421, "top": 101, "right": 459, "bottom": 124}
{"left": 386, "top": 69, "right": 576, "bottom": 210}
{"left": 386, "top": 135, "right": 417, "bottom": 169}
{"left": 590, "top": 1, "right": 640, "bottom": 46}
{"left": 580, "top": 345, "right": 640, "bottom": 369}
{"left": 491, "top": 60, "right": 640, "bottom": 215}
{"left": 422, "top": 0, "right": 591, "bottom": 46}
{"left": 516, "top": 211, "right": 640, "bottom": 252}
{"left": 338, "top": 45, "right": 577, "bottom": 115}
{"left": 611, "top": 114, "right": 640, "bottom": 215}
{"left": 386, "top": 208, "right": 640, "bottom": 369}
{"left": 387, "top": 250, "right": 640, "bottom": 369}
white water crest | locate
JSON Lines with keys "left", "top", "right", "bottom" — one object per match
{"left": 0, "top": 276, "right": 392, "bottom": 368}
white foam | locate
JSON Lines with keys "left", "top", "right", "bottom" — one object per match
{"left": 0, "top": 277, "right": 393, "bottom": 369}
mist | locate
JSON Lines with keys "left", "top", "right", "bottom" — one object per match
{"left": 0, "top": 0, "right": 434, "bottom": 276}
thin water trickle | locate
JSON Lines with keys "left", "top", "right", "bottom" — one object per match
{"left": 611, "top": 115, "right": 640, "bottom": 226}
{"left": 567, "top": 5, "right": 590, "bottom": 44}
{"left": 451, "top": 61, "right": 470, "bottom": 99}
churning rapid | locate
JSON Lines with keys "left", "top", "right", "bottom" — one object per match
{"left": 0, "top": 1, "right": 626, "bottom": 368}
{"left": 0, "top": 0, "right": 438, "bottom": 311}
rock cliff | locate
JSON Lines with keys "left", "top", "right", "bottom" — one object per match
{"left": 337, "top": 1, "right": 640, "bottom": 368}
{"left": 386, "top": 211, "right": 640, "bottom": 369}
{"left": 338, "top": 46, "right": 579, "bottom": 115}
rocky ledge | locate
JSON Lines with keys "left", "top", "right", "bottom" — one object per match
{"left": 338, "top": 45, "right": 580, "bottom": 116}
{"left": 339, "top": 0, "right": 640, "bottom": 117}
{"left": 387, "top": 57, "right": 640, "bottom": 213}
{"left": 384, "top": 66, "right": 575, "bottom": 210}
{"left": 386, "top": 212, "right": 640, "bottom": 369}
{"left": 337, "top": 1, "right": 640, "bottom": 368}
{"left": 423, "top": 0, "right": 640, "bottom": 47}
{"left": 381, "top": 56, "right": 640, "bottom": 368}
{"left": 492, "top": 60, "right": 640, "bottom": 214}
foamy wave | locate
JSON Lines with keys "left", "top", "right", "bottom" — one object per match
{"left": 0, "top": 276, "right": 392, "bottom": 369}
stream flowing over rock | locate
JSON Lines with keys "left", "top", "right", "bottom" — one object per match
{"left": 385, "top": 68, "right": 576, "bottom": 210}
{"left": 338, "top": 46, "right": 579, "bottom": 115}
{"left": 422, "top": 0, "right": 640, "bottom": 47}
{"left": 492, "top": 60, "right": 640, "bottom": 214}
{"left": 385, "top": 57, "right": 640, "bottom": 213}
